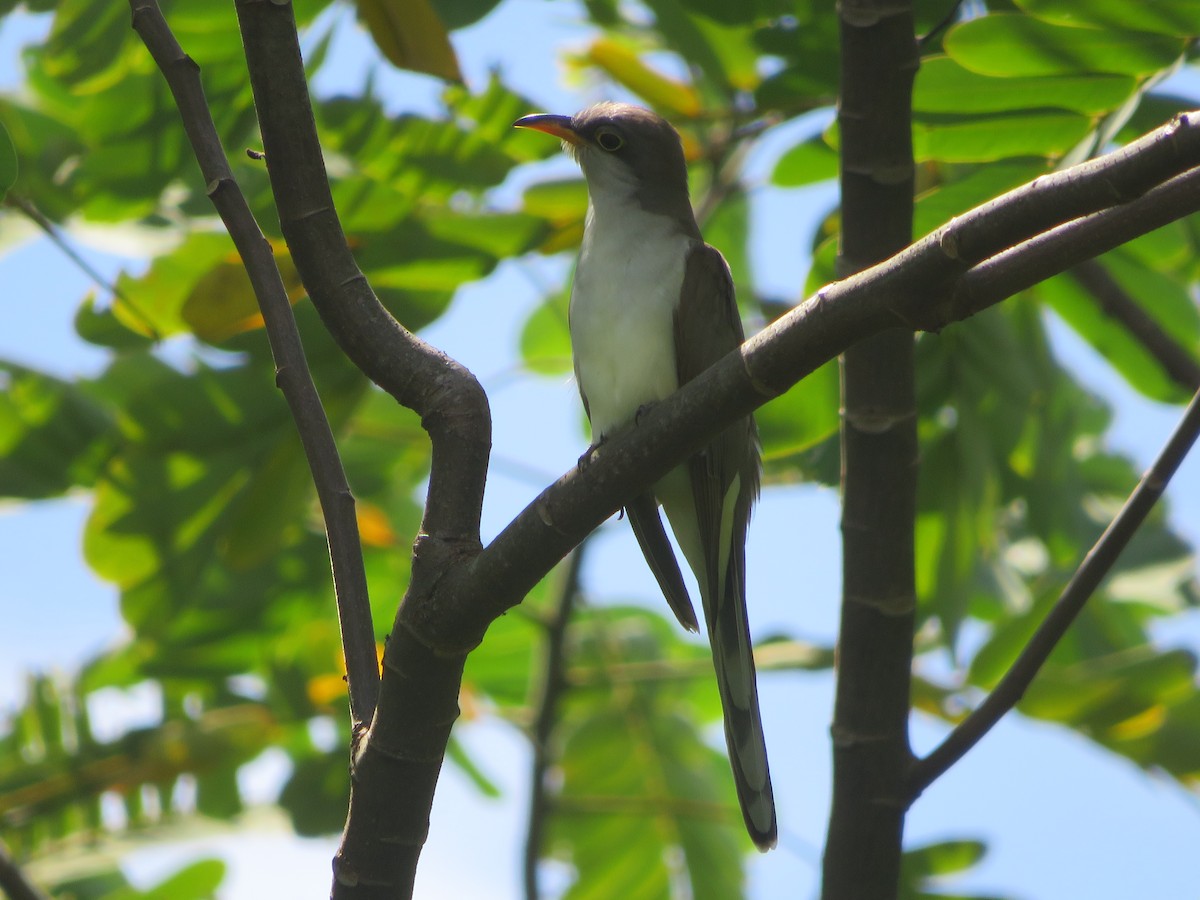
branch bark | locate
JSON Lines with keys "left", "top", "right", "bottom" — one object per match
{"left": 128, "top": 0, "right": 379, "bottom": 729}
{"left": 228, "top": 4, "right": 489, "bottom": 896}
{"left": 823, "top": 4, "right": 918, "bottom": 898}
{"left": 0, "top": 839, "right": 49, "bottom": 900}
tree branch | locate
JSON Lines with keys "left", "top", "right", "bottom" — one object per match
{"left": 823, "top": 4, "right": 918, "bottom": 897}
{"left": 908, "top": 378, "right": 1200, "bottom": 797}
{"left": 0, "top": 839, "right": 49, "bottom": 900}
{"left": 1070, "top": 259, "right": 1200, "bottom": 391}
{"left": 523, "top": 546, "right": 586, "bottom": 900}
{"left": 4, "top": 193, "right": 160, "bottom": 339}
{"left": 226, "top": 4, "right": 489, "bottom": 896}
{"left": 128, "top": 0, "right": 379, "bottom": 728}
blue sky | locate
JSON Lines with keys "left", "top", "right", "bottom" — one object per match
{"left": 2, "top": 3, "right": 1200, "bottom": 898}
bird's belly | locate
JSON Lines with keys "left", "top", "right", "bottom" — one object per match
{"left": 571, "top": 231, "right": 686, "bottom": 438}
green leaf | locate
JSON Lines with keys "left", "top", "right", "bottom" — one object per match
{"left": 914, "top": 55, "right": 1137, "bottom": 115}
{"left": 577, "top": 38, "right": 702, "bottom": 118}
{"left": 519, "top": 287, "right": 573, "bottom": 375}
{"left": 945, "top": 14, "right": 1186, "bottom": 77}
{"left": 280, "top": 750, "right": 352, "bottom": 835}
{"left": 902, "top": 839, "right": 987, "bottom": 880}
{"left": 642, "top": 0, "right": 760, "bottom": 95}
{"left": 0, "top": 118, "right": 16, "bottom": 198}
{"left": 461, "top": 603, "right": 538, "bottom": 708}
{"left": 429, "top": 0, "right": 503, "bottom": 29}
{"left": 914, "top": 161, "right": 1046, "bottom": 239}
{"left": 0, "top": 362, "right": 115, "bottom": 498}
{"left": 913, "top": 110, "right": 1094, "bottom": 163}
{"left": 677, "top": 0, "right": 787, "bottom": 26}
{"left": 1035, "top": 255, "right": 1198, "bottom": 403}
{"left": 134, "top": 859, "right": 227, "bottom": 900}
{"left": 355, "top": 0, "right": 463, "bottom": 82}
{"left": 771, "top": 135, "right": 839, "bottom": 187}
{"left": 1014, "top": 0, "right": 1200, "bottom": 36}
{"left": 757, "top": 360, "right": 840, "bottom": 462}
{"left": 703, "top": 186, "right": 751, "bottom": 295}
{"left": 446, "top": 735, "right": 502, "bottom": 798}
{"left": 74, "top": 294, "right": 156, "bottom": 350}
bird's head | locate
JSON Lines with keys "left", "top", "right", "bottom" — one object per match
{"left": 514, "top": 102, "right": 695, "bottom": 224}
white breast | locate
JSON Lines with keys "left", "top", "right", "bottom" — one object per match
{"left": 570, "top": 203, "right": 691, "bottom": 439}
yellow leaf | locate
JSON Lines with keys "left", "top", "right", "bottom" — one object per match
{"left": 578, "top": 38, "right": 701, "bottom": 118}
{"left": 357, "top": 500, "right": 397, "bottom": 548}
{"left": 1107, "top": 704, "right": 1167, "bottom": 740}
{"left": 181, "top": 245, "right": 305, "bottom": 343}
{"left": 356, "top": 0, "right": 463, "bottom": 83}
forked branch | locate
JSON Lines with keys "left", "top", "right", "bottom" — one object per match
{"left": 128, "top": 0, "right": 379, "bottom": 727}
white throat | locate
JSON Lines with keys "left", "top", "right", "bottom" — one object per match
{"left": 570, "top": 193, "right": 693, "bottom": 439}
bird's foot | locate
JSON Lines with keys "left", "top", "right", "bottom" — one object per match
{"left": 578, "top": 435, "right": 606, "bottom": 471}
{"left": 633, "top": 400, "right": 660, "bottom": 426}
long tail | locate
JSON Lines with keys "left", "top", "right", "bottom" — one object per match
{"left": 707, "top": 494, "right": 777, "bottom": 850}
{"left": 662, "top": 453, "right": 776, "bottom": 850}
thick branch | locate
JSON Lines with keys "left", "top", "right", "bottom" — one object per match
{"left": 128, "top": 0, "right": 379, "bottom": 727}
{"left": 0, "top": 840, "right": 48, "bottom": 900}
{"left": 232, "top": 0, "right": 490, "bottom": 557}
{"left": 908, "top": 379, "right": 1200, "bottom": 797}
{"left": 226, "top": 4, "right": 488, "bottom": 897}
{"left": 824, "top": 4, "right": 918, "bottom": 898}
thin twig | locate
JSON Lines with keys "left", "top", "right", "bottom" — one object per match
{"left": 4, "top": 193, "right": 160, "bottom": 339}
{"left": 918, "top": 0, "right": 966, "bottom": 47}
{"left": 908, "top": 380, "right": 1200, "bottom": 798}
{"left": 0, "top": 839, "right": 49, "bottom": 900}
{"left": 128, "top": 0, "right": 379, "bottom": 727}
{"left": 1070, "top": 259, "right": 1200, "bottom": 391}
{"left": 523, "top": 545, "right": 586, "bottom": 900}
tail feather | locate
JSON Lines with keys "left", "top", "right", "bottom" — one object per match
{"left": 626, "top": 491, "right": 699, "bottom": 632}
{"left": 708, "top": 514, "right": 776, "bottom": 850}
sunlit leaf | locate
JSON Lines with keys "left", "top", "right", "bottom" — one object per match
{"left": 136, "top": 858, "right": 227, "bottom": 900}
{"left": 1014, "top": 0, "right": 1200, "bottom": 36}
{"left": 915, "top": 56, "right": 1137, "bottom": 115}
{"left": 945, "top": 14, "right": 1186, "bottom": 77}
{"left": 519, "top": 287, "right": 572, "bottom": 375}
{"left": 576, "top": 38, "right": 702, "bottom": 118}
{"left": 771, "top": 136, "right": 838, "bottom": 187}
{"left": 913, "top": 110, "right": 1094, "bottom": 163}
{"left": 181, "top": 246, "right": 306, "bottom": 344}
{"left": 757, "top": 360, "right": 840, "bottom": 462}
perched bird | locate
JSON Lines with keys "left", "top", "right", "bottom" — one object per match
{"left": 514, "top": 102, "right": 776, "bottom": 850}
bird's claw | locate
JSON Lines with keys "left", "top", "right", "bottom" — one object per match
{"left": 578, "top": 436, "right": 605, "bottom": 471}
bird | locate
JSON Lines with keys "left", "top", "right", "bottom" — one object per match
{"left": 514, "top": 102, "right": 777, "bottom": 851}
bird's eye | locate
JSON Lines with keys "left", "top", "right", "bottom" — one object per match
{"left": 596, "top": 129, "right": 624, "bottom": 151}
